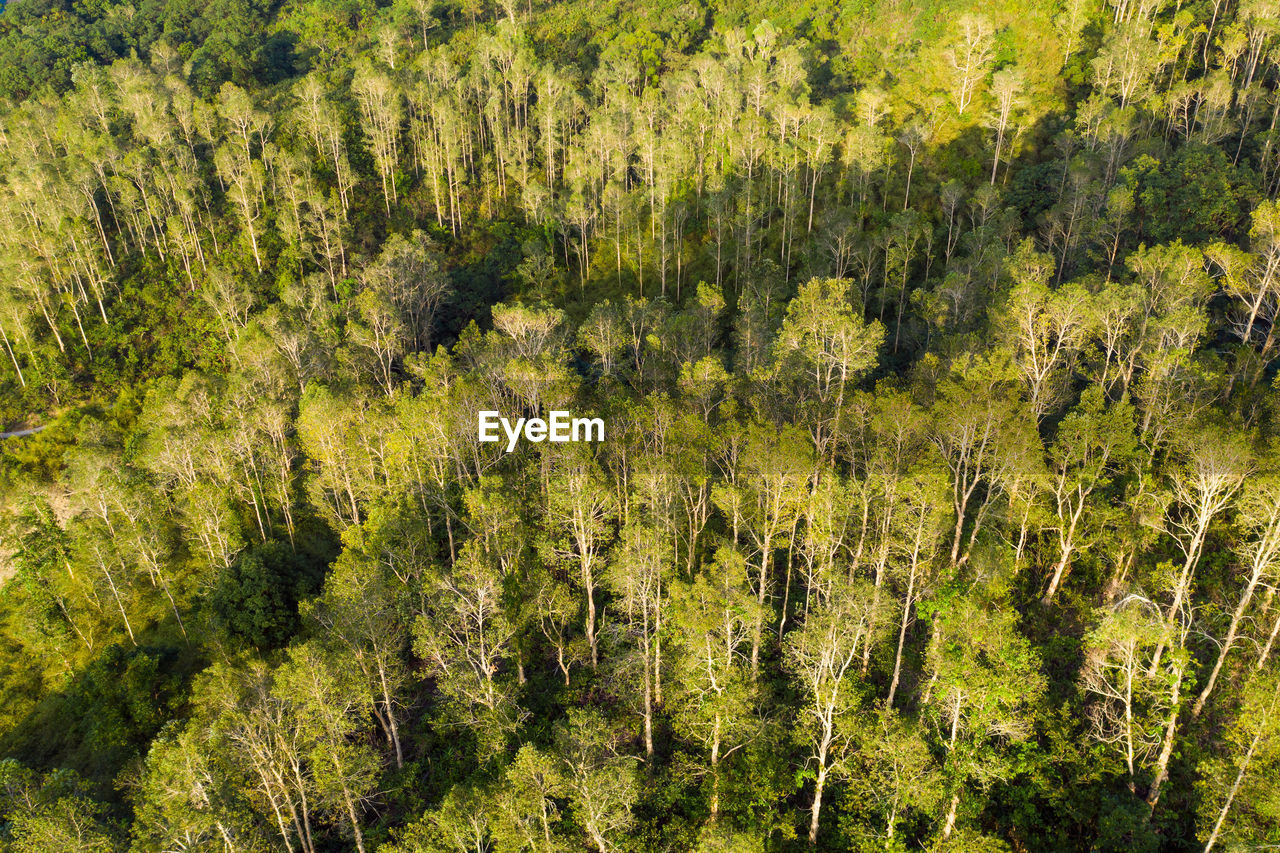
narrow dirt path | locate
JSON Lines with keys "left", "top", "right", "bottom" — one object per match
{"left": 0, "top": 425, "right": 44, "bottom": 439}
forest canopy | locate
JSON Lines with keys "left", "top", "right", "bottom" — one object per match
{"left": 0, "top": 0, "right": 1279, "bottom": 850}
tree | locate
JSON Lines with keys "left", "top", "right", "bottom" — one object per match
{"left": 729, "top": 422, "right": 812, "bottom": 677}
{"left": 987, "top": 68, "right": 1025, "bottom": 184}
{"left": 194, "top": 662, "right": 318, "bottom": 853}
{"left": 213, "top": 142, "right": 266, "bottom": 270}
{"left": 495, "top": 745, "right": 566, "bottom": 853}
{"left": 554, "top": 710, "right": 640, "bottom": 853}
{"left": 1081, "top": 595, "right": 1188, "bottom": 809}
{"left": 769, "top": 277, "right": 884, "bottom": 449}
{"left": 1191, "top": 469, "right": 1280, "bottom": 717}
{"left": 846, "top": 710, "right": 943, "bottom": 849}
{"left": 132, "top": 723, "right": 268, "bottom": 852}
{"left": 533, "top": 568, "right": 582, "bottom": 686}
{"left": 275, "top": 642, "right": 379, "bottom": 853}
{"left": 413, "top": 543, "right": 526, "bottom": 760}
{"left": 3, "top": 497, "right": 90, "bottom": 658}
{"left": 352, "top": 60, "right": 403, "bottom": 214}
{"left": 305, "top": 548, "right": 411, "bottom": 768}
{"left": 920, "top": 590, "right": 1045, "bottom": 840}
{"left": 543, "top": 446, "right": 616, "bottom": 669}
{"left": 884, "top": 464, "right": 950, "bottom": 708}
{"left": 604, "top": 520, "right": 671, "bottom": 757}
{"left": 667, "top": 546, "right": 761, "bottom": 818}
{"left": 944, "top": 15, "right": 995, "bottom": 116}
{"left": 998, "top": 240, "right": 1090, "bottom": 421}
{"left": 0, "top": 762, "right": 120, "bottom": 853}
{"left": 578, "top": 300, "right": 627, "bottom": 379}
{"left": 392, "top": 784, "right": 498, "bottom": 853}
{"left": 931, "top": 375, "right": 1026, "bottom": 566}
{"left": 1197, "top": 669, "right": 1280, "bottom": 852}
{"left": 349, "top": 286, "right": 408, "bottom": 396}
{"left": 1206, "top": 199, "right": 1280, "bottom": 380}
{"left": 1042, "top": 389, "right": 1137, "bottom": 602}
{"left": 362, "top": 231, "right": 451, "bottom": 354}
{"left": 212, "top": 540, "right": 310, "bottom": 651}
{"left": 1146, "top": 424, "right": 1251, "bottom": 672}
{"left": 784, "top": 576, "right": 884, "bottom": 845}
{"left": 295, "top": 386, "right": 378, "bottom": 527}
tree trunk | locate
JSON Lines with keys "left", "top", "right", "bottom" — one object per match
{"left": 1202, "top": 677, "right": 1280, "bottom": 852}
{"left": 0, "top": 325, "right": 24, "bottom": 387}
{"left": 100, "top": 560, "right": 136, "bottom": 645}
{"left": 941, "top": 792, "right": 960, "bottom": 839}
{"left": 710, "top": 718, "right": 722, "bottom": 819}
{"left": 338, "top": 776, "right": 367, "bottom": 853}
{"left": 585, "top": 567, "right": 598, "bottom": 669}
{"left": 808, "top": 764, "right": 828, "bottom": 845}
{"left": 1258, "top": 601, "right": 1280, "bottom": 671}
{"left": 949, "top": 503, "right": 968, "bottom": 565}
{"left": 377, "top": 659, "right": 404, "bottom": 768}
{"left": 642, "top": 638, "right": 654, "bottom": 758}
{"left": 750, "top": 533, "right": 772, "bottom": 679}
{"left": 1193, "top": 568, "right": 1263, "bottom": 718}
{"left": 886, "top": 557, "right": 917, "bottom": 709}
{"left": 1145, "top": 657, "right": 1184, "bottom": 811}
{"left": 1044, "top": 501, "right": 1084, "bottom": 602}
{"left": 1150, "top": 524, "right": 1209, "bottom": 673}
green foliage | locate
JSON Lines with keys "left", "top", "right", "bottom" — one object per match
{"left": 1128, "top": 145, "right": 1259, "bottom": 246}
{"left": 0, "top": 761, "right": 121, "bottom": 852}
{"left": 210, "top": 539, "right": 324, "bottom": 651}
{"left": 0, "top": 644, "right": 188, "bottom": 786}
